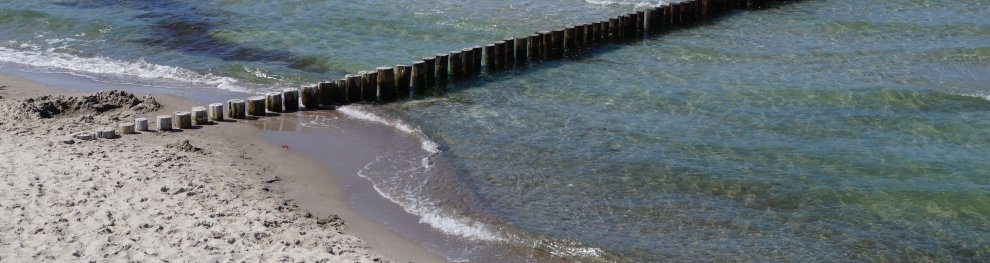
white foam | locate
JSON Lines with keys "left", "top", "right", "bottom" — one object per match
{"left": 0, "top": 46, "right": 253, "bottom": 93}
{"left": 338, "top": 105, "right": 441, "bottom": 154}
{"left": 584, "top": 0, "right": 681, "bottom": 9}
{"left": 958, "top": 92, "right": 990, "bottom": 102}
{"left": 340, "top": 108, "right": 509, "bottom": 242}
{"left": 358, "top": 156, "right": 506, "bottom": 242}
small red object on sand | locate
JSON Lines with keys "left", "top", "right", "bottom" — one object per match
{"left": 280, "top": 145, "right": 290, "bottom": 151}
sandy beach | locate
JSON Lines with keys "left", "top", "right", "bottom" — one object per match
{"left": 0, "top": 74, "right": 444, "bottom": 262}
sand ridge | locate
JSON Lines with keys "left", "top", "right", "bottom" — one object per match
{"left": 0, "top": 87, "right": 388, "bottom": 262}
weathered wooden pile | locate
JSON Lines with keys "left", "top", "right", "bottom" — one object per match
{"left": 75, "top": 0, "right": 790, "bottom": 139}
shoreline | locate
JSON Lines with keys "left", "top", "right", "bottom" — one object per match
{"left": 0, "top": 72, "right": 445, "bottom": 262}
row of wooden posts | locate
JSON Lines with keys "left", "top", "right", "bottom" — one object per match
{"left": 277, "top": 0, "right": 786, "bottom": 108}
{"left": 78, "top": 0, "right": 787, "bottom": 139}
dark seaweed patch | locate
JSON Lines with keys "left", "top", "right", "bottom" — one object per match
{"left": 57, "top": 0, "right": 322, "bottom": 72}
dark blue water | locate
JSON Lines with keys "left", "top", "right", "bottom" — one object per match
{"left": 2, "top": 0, "right": 989, "bottom": 261}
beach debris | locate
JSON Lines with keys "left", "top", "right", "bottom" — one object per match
{"left": 280, "top": 144, "right": 290, "bottom": 152}
{"left": 166, "top": 139, "right": 202, "bottom": 153}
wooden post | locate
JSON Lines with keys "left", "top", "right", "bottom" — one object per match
{"left": 435, "top": 53, "right": 448, "bottom": 87}
{"left": 575, "top": 24, "right": 586, "bottom": 49}
{"left": 96, "top": 127, "right": 116, "bottom": 139}
{"left": 551, "top": 29, "right": 564, "bottom": 59}
{"left": 693, "top": 1, "right": 700, "bottom": 22}
{"left": 503, "top": 38, "right": 515, "bottom": 68}
{"left": 515, "top": 37, "right": 528, "bottom": 65}
{"left": 345, "top": 74, "right": 361, "bottom": 103}
{"left": 135, "top": 117, "right": 149, "bottom": 131}
{"left": 247, "top": 96, "right": 266, "bottom": 116}
{"left": 658, "top": 6, "right": 668, "bottom": 30}
{"left": 422, "top": 56, "right": 436, "bottom": 87}
{"left": 580, "top": 23, "right": 591, "bottom": 48}
{"left": 484, "top": 44, "right": 497, "bottom": 72}
{"left": 599, "top": 21, "right": 609, "bottom": 42}
{"left": 118, "top": 123, "right": 135, "bottom": 135}
{"left": 456, "top": 49, "right": 470, "bottom": 76}
{"left": 449, "top": 51, "right": 462, "bottom": 80}
{"left": 679, "top": 2, "right": 688, "bottom": 24}
{"left": 527, "top": 34, "right": 540, "bottom": 60}
{"left": 376, "top": 66, "right": 395, "bottom": 103}
{"left": 333, "top": 78, "right": 347, "bottom": 105}
{"left": 282, "top": 88, "right": 300, "bottom": 112}
{"left": 472, "top": 46, "right": 482, "bottom": 74}
{"left": 493, "top": 41, "right": 505, "bottom": 69}
{"left": 192, "top": 106, "right": 208, "bottom": 125}
{"left": 208, "top": 103, "right": 223, "bottom": 122}
{"left": 645, "top": 8, "right": 655, "bottom": 33}
{"left": 702, "top": 0, "right": 709, "bottom": 17}
{"left": 461, "top": 48, "right": 473, "bottom": 75}
{"left": 608, "top": 18, "right": 620, "bottom": 40}
{"left": 669, "top": 3, "right": 679, "bottom": 26}
{"left": 174, "top": 111, "right": 192, "bottom": 129}
{"left": 659, "top": 6, "right": 669, "bottom": 30}
{"left": 630, "top": 12, "right": 639, "bottom": 36}
{"left": 538, "top": 30, "right": 551, "bottom": 59}
{"left": 359, "top": 71, "right": 377, "bottom": 103}
{"left": 300, "top": 85, "right": 318, "bottom": 110}
{"left": 317, "top": 81, "right": 333, "bottom": 107}
{"left": 621, "top": 15, "right": 631, "bottom": 38}
{"left": 590, "top": 22, "right": 600, "bottom": 44}
{"left": 411, "top": 61, "right": 427, "bottom": 97}
{"left": 635, "top": 11, "right": 645, "bottom": 37}
{"left": 396, "top": 64, "right": 411, "bottom": 99}
{"left": 564, "top": 26, "right": 576, "bottom": 53}
{"left": 681, "top": 2, "right": 691, "bottom": 25}
{"left": 156, "top": 115, "right": 173, "bottom": 131}
{"left": 227, "top": 99, "right": 246, "bottom": 119}
{"left": 266, "top": 92, "right": 282, "bottom": 112}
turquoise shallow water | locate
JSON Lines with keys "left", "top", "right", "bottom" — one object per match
{"left": 2, "top": 0, "right": 990, "bottom": 261}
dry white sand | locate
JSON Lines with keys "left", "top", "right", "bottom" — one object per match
{"left": 0, "top": 75, "right": 439, "bottom": 262}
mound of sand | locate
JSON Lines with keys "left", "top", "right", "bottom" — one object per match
{"left": 16, "top": 90, "right": 161, "bottom": 118}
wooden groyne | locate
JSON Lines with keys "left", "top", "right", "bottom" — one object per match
{"left": 311, "top": 0, "right": 791, "bottom": 106}
{"left": 76, "top": 0, "right": 793, "bottom": 139}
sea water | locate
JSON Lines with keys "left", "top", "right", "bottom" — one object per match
{"left": 2, "top": 0, "right": 989, "bottom": 261}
